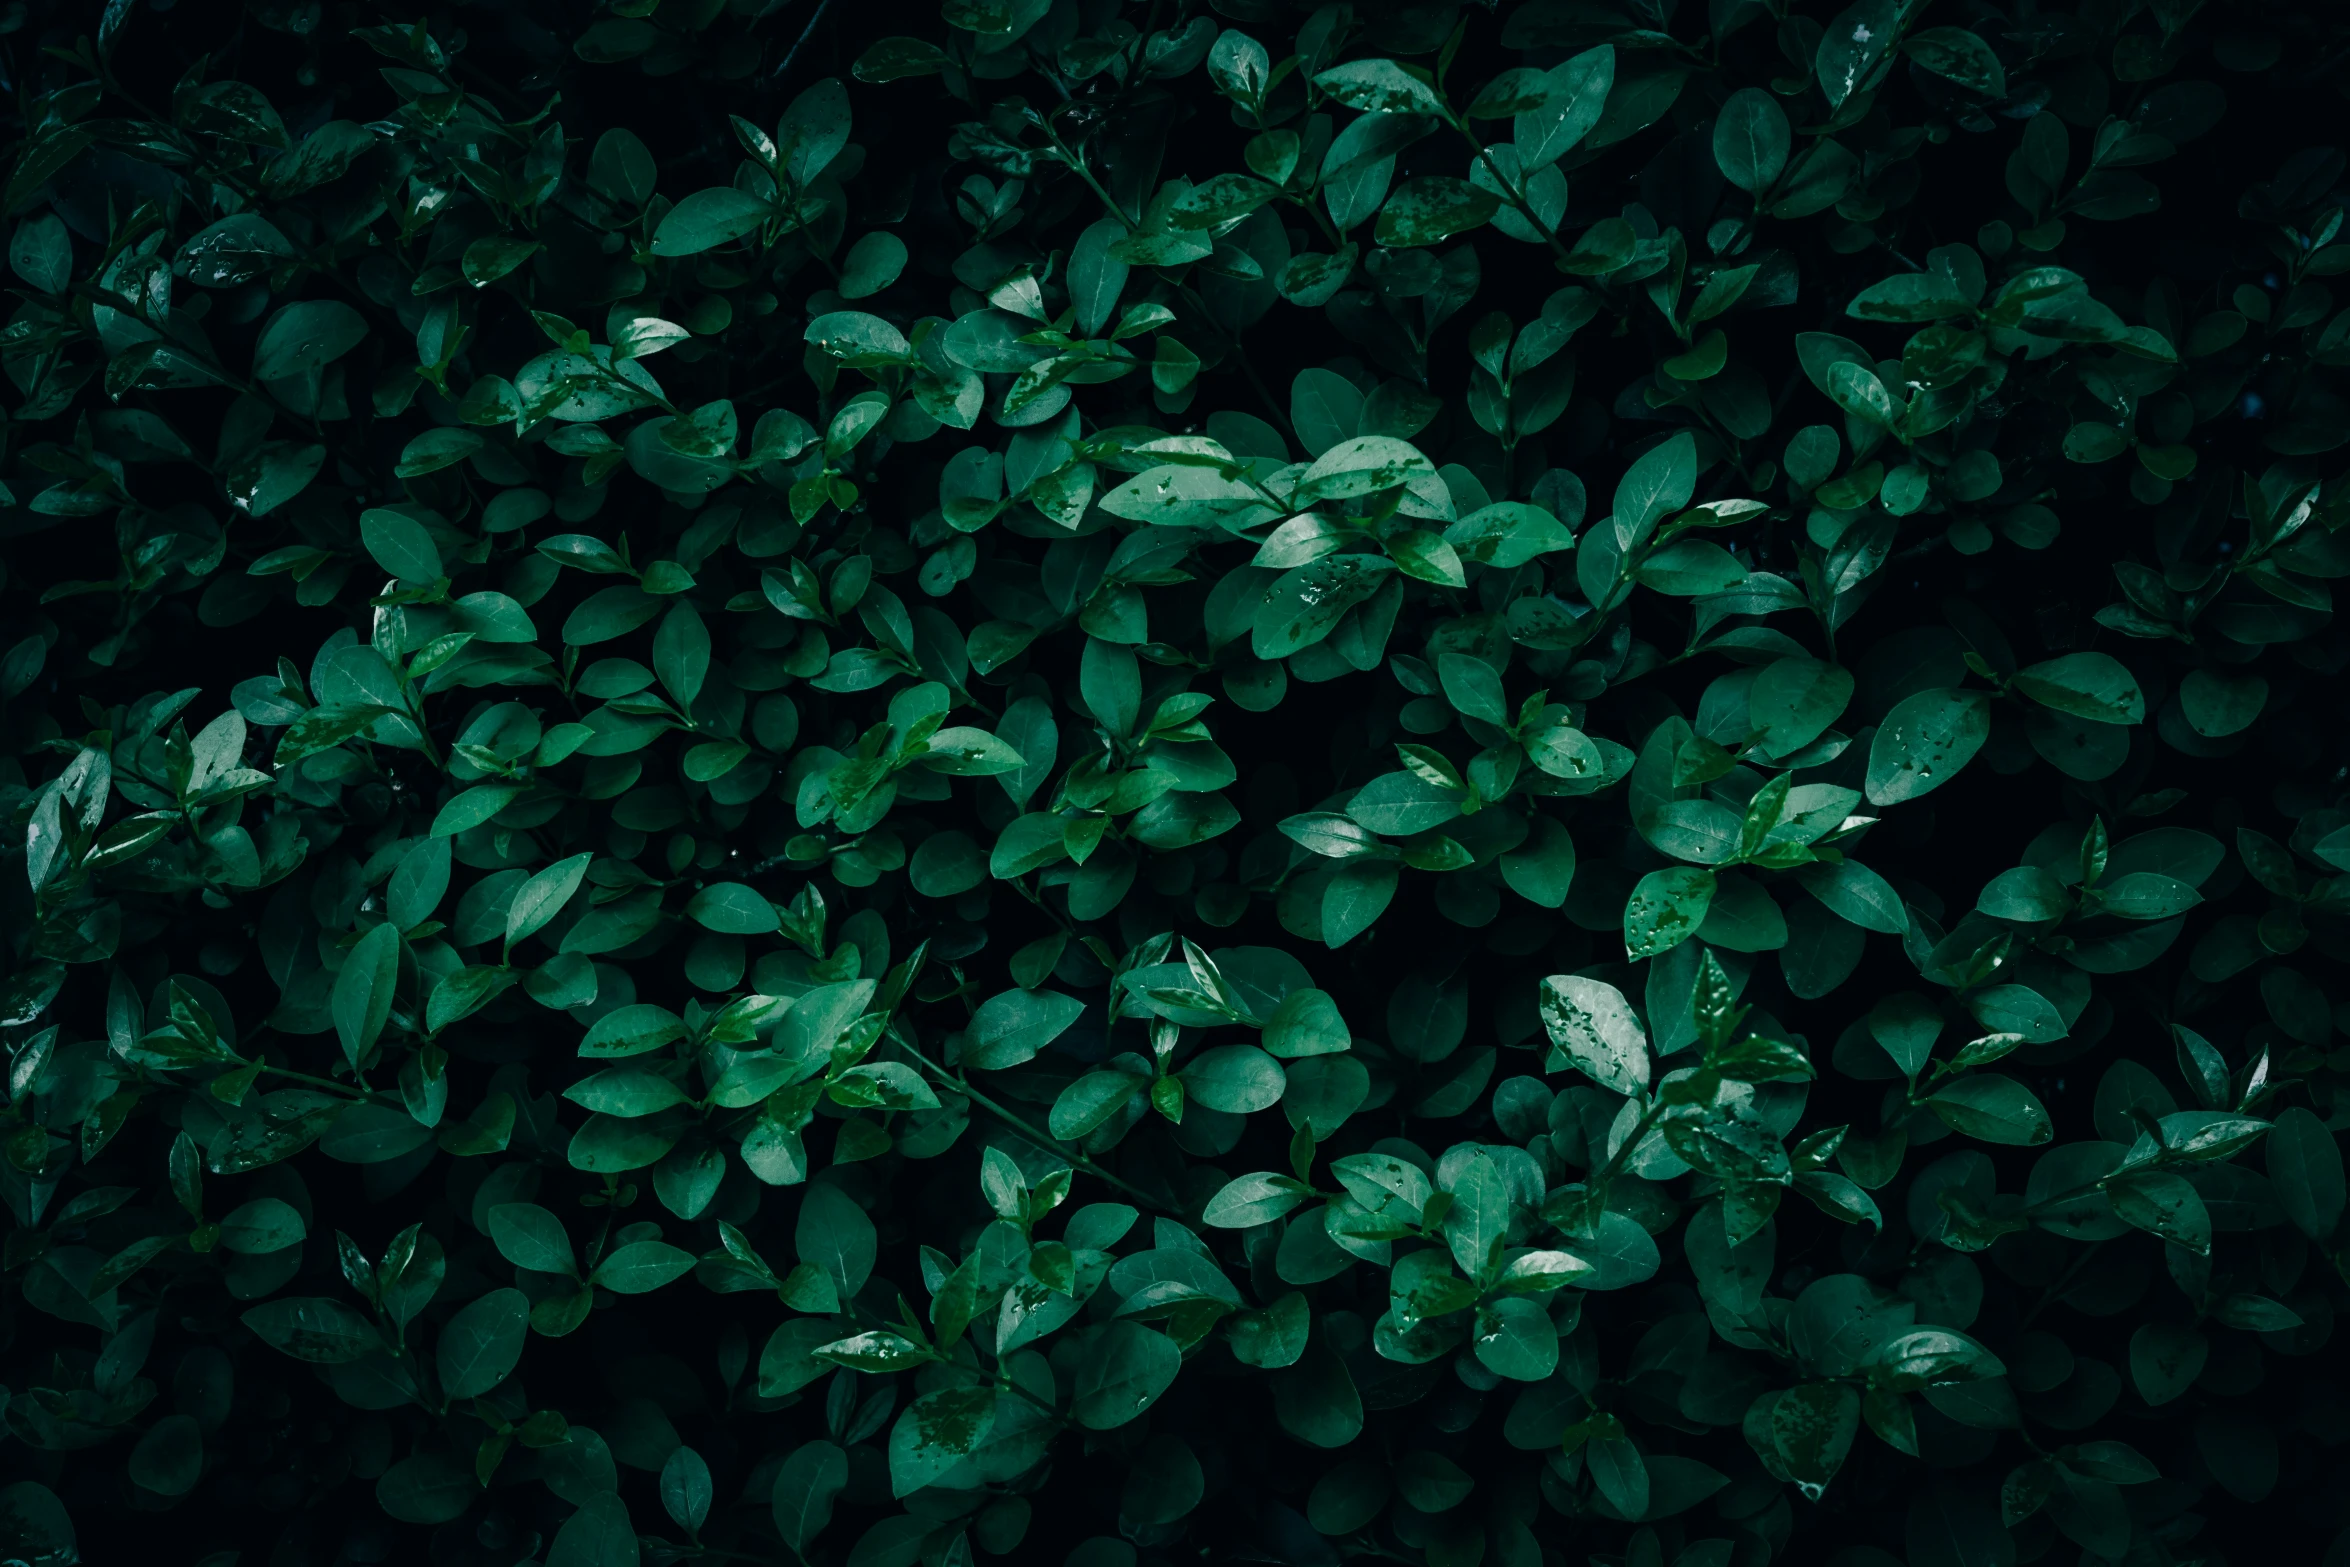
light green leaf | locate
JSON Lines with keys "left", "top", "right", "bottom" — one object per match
{"left": 1313, "top": 59, "right": 1446, "bottom": 117}
{"left": 923, "top": 726, "right": 1027, "bottom": 776}
{"left": 1539, "top": 974, "right": 1649, "bottom": 1095}
{"left": 1623, "top": 867, "right": 1715, "bottom": 960}
{"left": 507, "top": 852, "right": 593, "bottom": 952}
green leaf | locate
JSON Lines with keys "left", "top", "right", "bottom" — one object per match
{"left": 252, "top": 300, "right": 368, "bottom": 380}
{"left": 2097, "top": 872, "right": 2200, "bottom": 920}
{"left": 1749, "top": 658, "right": 1853, "bottom": 757}
{"left": 507, "top": 852, "right": 593, "bottom": 953}
{"left": 228, "top": 442, "right": 327, "bottom": 517}
{"left": 1864, "top": 689, "right": 1990, "bottom": 805}
{"left": 592, "top": 1240, "right": 697, "bottom": 1293}
{"left": 1632, "top": 538, "right": 1745, "bottom": 595}
{"left": 2105, "top": 1171, "right": 2210, "bottom": 1254}
{"left": 1205, "top": 1172, "right": 1313, "bottom": 1227}
{"left": 1624, "top": 867, "right": 1715, "bottom": 960}
{"left": 773, "top": 1441, "right": 849, "bottom": 1552}
{"left": 778, "top": 76, "right": 852, "bottom": 184}
{"left": 331, "top": 923, "right": 401, "bottom": 1069}
{"left": 1264, "top": 988, "right": 1351, "bottom": 1057}
{"left": 1713, "top": 88, "right": 1789, "bottom": 195}
{"left": 1474, "top": 1296, "right": 1561, "bottom": 1382}
{"left": 991, "top": 813, "right": 1071, "bottom": 879}
{"left": 855, "top": 35, "right": 947, "bottom": 79}
{"left": 437, "top": 1287, "right": 529, "bottom": 1397}
{"left": 379, "top": 1457, "right": 482, "bottom": 1526}
{"left": 2267, "top": 1107, "right": 2343, "bottom": 1241}
{"left": 2130, "top": 1322, "right": 2207, "bottom": 1406}
{"left": 1759, "top": 1381, "right": 1860, "bottom": 1501}
{"left": 838, "top": 231, "right": 908, "bottom": 298}
{"left": 805, "top": 310, "right": 911, "bottom": 366}
{"left": 1172, "top": 172, "right": 1282, "bottom": 231}
{"left": 653, "top": 188, "right": 775, "bottom": 256}
{"left": 433, "top": 783, "right": 525, "bottom": 836}
{"left": 889, "top": 1386, "right": 997, "bottom": 1496}
{"left": 1388, "top": 530, "right": 1466, "bottom": 587}
{"left": 388, "top": 837, "right": 453, "bottom": 929}
{"left": 1314, "top": 59, "right": 1446, "bottom": 117}
{"left": 566, "top": 1065, "right": 691, "bottom": 1117}
{"left": 797, "top": 1183, "right": 877, "bottom": 1299}
{"left": 1926, "top": 1075, "right": 2053, "bottom": 1146}
{"left": 489, "top": 1202, "right": 578, "bottom": 1275}
{"left": 274, "top": 703, "right": 395, "bottom": 766}
{"left": 1072, "top": 1322, "right": 1182, "bottom": 1429}
{"left": 2012, "top": 652, "right": 2145, "bottom": 725}
{"left": 922, "top": 726, "right": 1026, "bottom": 775}
{"left": 218, "top": 1197, "right": 307, "bottom": 1254}
{"left": 1977, "top": 866, "right": 2068, "bottom": 922}
{"left": 1324, "top": 860, "right": 1400, "bottom": 947}
{"left": 1229, "top": 1292, "right": 1312, "bottom": 1370}
{"left": 1613, "top": 431, "right": 1697, "bottom": 547}
{"left": 966, "top": 988, "right": 1085, "bottom": 1070}
{"left": 1501, "top": 816, "right": 1579, "bottom": 908}
{"left": 1846, "top": 272, "right": 1974, "bottom": 322}
{"left": 1436, "top": 653, "right": 1507, "bottom": 726}
{"left": 1539, "top": 974, "right": 1650, "bottom": 1094}
{"left": 2178, "top": 669, "right": 2266, "bottom": 738}
{"left": 546, "top": 1492, "right": 636, "bottom": 1567}
{"left": 1815, "top": 0, "right": 1900, "bottom": 110}
{"left": 1181, "top": 1044, "right": 1285, "bottom": 1112}
{"left": 1515, "top": 46, "right": 1615, "bottom": 170}
{"left": 1254, "top": 555, "right": 1396, "bottom": 660}
{"left": 1903, "top": 26, "right": 2006, "bottom": 98}
{"left": 242, "top": 1297, "right": 381, "bottom": 1363}
{"left": 1347, "top": 771, "right": 1461, "bottom": 835}
{"left": 660, "top": 1447, "right": 712, "bottom": 1538}
{"left": 581, "top": 1004, "right": 689, "bottom": 1058}
{"left": 1375, "top": 177, "right": 1501, "bottom": 247}
{"left": 1444, "top": 502, "right": 1575, "bottom": 567}
{"left": 684, "top": 882, "right": 779, "bottom": 934}
{"left": 129, "top": 1414, "right": 204, "bottom": 1497}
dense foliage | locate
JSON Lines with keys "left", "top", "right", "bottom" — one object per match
{"left": 5, "top": 0, "right": 2350, "bottom": 1563}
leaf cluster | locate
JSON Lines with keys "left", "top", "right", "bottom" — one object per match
{"left": 2, "top": 0, "right": 2350, "bottom": 1565}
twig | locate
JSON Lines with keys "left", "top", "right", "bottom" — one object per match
{"left": 898, "top": 1042, "right": 1174, "bottom": 1211}
{"left": 770, "top": 0, "right": 840, "bottom": 89}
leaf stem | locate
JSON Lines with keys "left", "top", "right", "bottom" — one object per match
{"left": 1445, "top": 115, "right": 1577, "bottom": 271}
{"left": 898, "top": 1042, "right": 1172, "bottom": 1211}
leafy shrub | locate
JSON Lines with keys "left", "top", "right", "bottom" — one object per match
{"left": 4, "top": 1, "right": 2350, "bottom": 1565}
